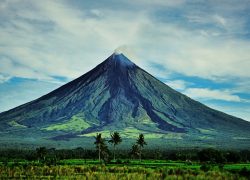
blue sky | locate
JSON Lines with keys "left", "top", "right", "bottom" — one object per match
{"left": 0, "top": 0, "right": 250, "bottom": 121}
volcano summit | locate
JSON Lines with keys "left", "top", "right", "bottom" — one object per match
{"left": 0, "top": 53, "right": 250, "bottom": 149}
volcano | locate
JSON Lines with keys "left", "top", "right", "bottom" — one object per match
{"left": 0, "top": 53, "right": 250, "bottom": 149}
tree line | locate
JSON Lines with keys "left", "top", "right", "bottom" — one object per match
{"left": 0, "top": 133, "right": 250, "bottom": 164}
{"left": 0, "top": 148, "right": 249, "bottom": 165}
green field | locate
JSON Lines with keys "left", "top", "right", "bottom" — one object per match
{"left": 1, "top": 146, "right": 250, "bottom": 179}
{"left": 0, "top": 159, "right": 249, "bottom": 179}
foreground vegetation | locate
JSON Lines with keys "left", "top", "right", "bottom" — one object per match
{"left": 0, "top": 133, "right": 250, "bottom": 179}
{"left": 0, "top": 159, "right": 250, "bottom": 179}
{"left": 0, "top": 149, "right": 250, "bottom": 179}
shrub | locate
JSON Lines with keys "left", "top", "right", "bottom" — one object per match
{"left": 200, "top": 164, "right": 212, "bottom": 172}
{"left": 239, "top": 167, "right": 250, "bottom": 177}
{"left": 116, "top": 159, "right": 122, "bottom": 164}
{"left": 198, "top": 148, "right": 226, "bottom": 164}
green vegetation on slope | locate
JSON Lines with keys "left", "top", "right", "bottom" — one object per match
{"left": 42, "top": 116, "right": 90, "bottom": 132}
{"left": 80, "top": 127, "right": 184, "bottom": 139}
{"left": 8, "top": 121, "right": 27, "bottom": 128}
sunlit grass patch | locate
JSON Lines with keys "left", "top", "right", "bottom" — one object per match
{"left": 8, "top": 121, "right": 27, "bottom": 128}
{"left": 42, "top": 116, "right": 90, "bottom": 132}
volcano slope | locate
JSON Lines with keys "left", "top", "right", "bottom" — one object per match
{"left": 0, "top": 53, "right": 250, "bottom": 149}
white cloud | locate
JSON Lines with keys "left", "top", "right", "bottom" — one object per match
{"left": 186, "top": 14, "right": 228, "bottom": 28}
{"left": 0, "top": 0, "right": 250, "bottom": 86}
{"left": 90, "top": 9, "right": 102, "bottom": 18}
{"left": 232, "top": 80, "right": 250, "bottom": 94}
{"left": 165, "top": 80, "right": 188, "bottom": 91}
{"left": 127, "top": 0, "right": 185, "bottom": 7}
{"left": 183, "top": 88, "right": 241, "bottom": 102}
{"left": 206, "top": 103, "right": 250, "bottom": 122}
{"left": 0, "top": 0, "right": 150, "bottom": 82}
{"left": 213, "top": 14, "right": 226, "bottom": 27}
{"left": 0, "top": 74, "right": 10, "bottom": 83}
{"left": 135, "top": 21, "right": 250, "bottom": 82}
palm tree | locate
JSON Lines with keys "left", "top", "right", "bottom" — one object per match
{"left": 94, "top": 133, "right": 104, "bottom": 162}
{"left": 136, "top": 134, "right": 147, "bottom": 162}
{"left": 108, "top": 131, "right": 122, "bottom": 161}
{"left": 100, "top": 142, "right": 110, "bottom": 164}
{"left": 36, "top": 147, "right": 47, "bottom": 163}
{"left": 130, "top": 143, "right": 140, "bottom": 159}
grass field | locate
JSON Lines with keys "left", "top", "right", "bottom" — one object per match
{"left": 0, "top": 159, "right": 249, "bottom": 179}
